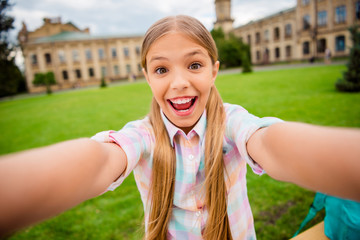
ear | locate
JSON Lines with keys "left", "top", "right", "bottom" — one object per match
{"left": 211, "top": 61, "right": 220, "bottom": 85}
{"left": 143, "top": 68, "right": 151, "bottom": 85}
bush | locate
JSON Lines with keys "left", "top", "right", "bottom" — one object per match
{"left": 33, "top": 71, "right": 56, "bottom": 94}
{"left": 335, "top": 78, "right": 360, "bottom": 92}
{"left": 242, "top": 52, "right": 253, "bottom": 73}
{"left": 336, "top": 25, "right": 360, "bottom": 92}
{"left": 100, "top": 77, "right": 107, "bottom": 88}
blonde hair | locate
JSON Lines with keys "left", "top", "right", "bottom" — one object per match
{"left": 142, "top": 15, "right": 232, "bottom": 240}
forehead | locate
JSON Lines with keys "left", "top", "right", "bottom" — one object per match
{"left": 146, "top": 31, "right": 208, "bottom": 58}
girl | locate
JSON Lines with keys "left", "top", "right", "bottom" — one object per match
{"left": 0, "top": 15, "right": 359, "bottom": 239}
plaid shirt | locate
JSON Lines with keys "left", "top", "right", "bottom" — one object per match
{"left": 91, "top": 103, "right": 282, "bottom": 239}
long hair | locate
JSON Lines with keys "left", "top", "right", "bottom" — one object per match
{"left": 143, "top": 15, "right": 232, "bottom": 240}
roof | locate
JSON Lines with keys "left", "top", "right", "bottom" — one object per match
{"left": 31, "top": 31, "right": 143, "bottom": 44}
{"left": 65, "top": 21, "right": 80, "bottom": 30}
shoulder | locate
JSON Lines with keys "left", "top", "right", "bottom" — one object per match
{"left": 91, "top": 116, "right": 153, "bottom": 143}
{"left": 223, "top": 103, "right": 249, "bottom": 116}
{"left": 223, "top": 103, "right": 253, "bottom": 126}
{"left": 223, "top": 102, "right": 283, "bottom": 139}
{"left": 223, "top": 103, "right": 254, "bottom": 134}
{"left": 114, "top": 116, "right": 154, "bottom": 143}
{"left": 122, "top": 116, "right": 153, "bottom": 132}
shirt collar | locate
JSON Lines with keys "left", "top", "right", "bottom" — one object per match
{"left": 160, "top": 109, "right": 207, "bottom": 147}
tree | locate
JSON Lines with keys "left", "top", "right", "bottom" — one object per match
{"left": 335, "top": 25, "right": 360, "bottom": 92}
{"left": 0, "top": 0, "right": 26, "bottom": 97}
{"left": 241, "top": 51, "right": 252, "bottom": 73}
{"left": 33, "top": 72, "right": 56, "bottom": 94}
{"left": 211, "top": 27, "right": 252, "bottom": 72}
{"left": 100, "top": 76, "right": 107, "bottom": 88}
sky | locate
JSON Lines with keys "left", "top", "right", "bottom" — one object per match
{"left": 8, "top": 0, "right": 297, "bottom": 38}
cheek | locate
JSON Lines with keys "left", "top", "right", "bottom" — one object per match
{"left": 198, "top": 76, "right": 214, "bottom": 96}
{"left": 149, "top": 81, "right": 167, "bottom": 103}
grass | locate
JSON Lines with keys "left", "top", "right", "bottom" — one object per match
{"left": 1, "top": 64, "right": 359, "bottom": 239}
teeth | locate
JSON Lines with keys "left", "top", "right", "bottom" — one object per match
{"left": 171, "top": 97, "right": 193, "bottom": 104}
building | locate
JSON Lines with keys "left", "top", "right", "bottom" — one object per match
{"left": 18, "top": 17, "right": 143, "bottom": 93}
{"left": 216, "top": 0, "right": 360, "bottom": 64}
{"left": 18, "top": 1, "right": 360, "bottom": 92}
{"left": 214, "top": 0, "right": 234, "bottom": 34}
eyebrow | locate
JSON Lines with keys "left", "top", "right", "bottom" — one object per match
{"left": 184, "top": 50, "right": 207, "bottom": 59}
{"left": 149, "top": 56, "right": 169, "bottom": 63}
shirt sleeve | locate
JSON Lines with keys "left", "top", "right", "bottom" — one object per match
{"left": 91, "top": 117, "right": 153, "bottom": 191}
{"left": 224, "top": 103, "right": 283, "bottom": 175}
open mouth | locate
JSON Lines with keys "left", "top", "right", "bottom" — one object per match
{"left": 168, "top": 96, "right": 197, "bottom": 113}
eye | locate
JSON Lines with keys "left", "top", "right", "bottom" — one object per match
{"left": 155, "top": 67, "right": 168, "bottom": 74}
{"left": 189, "top": 62, "right": 202, "bottom": 70}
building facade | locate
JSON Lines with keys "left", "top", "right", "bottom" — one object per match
{"left": 18, "top": 17, "right": 143, "bottom": 93}
{"left": 216, "top": 0, "right": 360, "bottom": 64}
{"left": 18, "top": 1, "right": 360, "bottom": 92}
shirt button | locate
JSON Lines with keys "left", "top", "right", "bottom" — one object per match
{"left": 188, "top": 154, "right": 194, "bottom": 161}
{"left": 196, "top": 211, "right": 202, "bottom": 217}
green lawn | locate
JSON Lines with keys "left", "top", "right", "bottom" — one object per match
{"left": 1, "top": 64, "right": 359, "bottom": 239}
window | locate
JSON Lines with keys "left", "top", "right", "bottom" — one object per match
{"left": 31, "top": 54, "right": 38, "bottom": 65}
{"left": 98, "top": 48, "right": 105, "bottom": 60}
{"left": 44, "top": 53, "right": 52, "bottom": 64}
{"left": 255, "top": 32, "right": 261, "bottom": 44}
{"left": 247, "top": 35, "right": 251, "bottom": 45}
{"left": 275, "top": 47, "right": 280, "bottom": 59}
{"left": 75, "top": 69, "right": 81, "bottom": 79}
{"left": 303, "top": 15, "right": 311, "bottom": 30}
{"left": 101, "top": 66, "right": 107, "bottom": 77}
{"left": 302, "top": 0, "right": 309, "bottom": 6}
{"left": 317, "top": 38, "right": 326, "bottom": 53}
{"left": 256, "top": 51, "right": 261, "bottom": 61}
{"left": 264, "top": 48, "right": 270, "bottom": 60}
{"left": 274, "top": 27, "right": 280, "bottom": 40}
{"left": 357, "top": 1, "right": 360, "bottom": 20}
{"left": 317, "top": 11, "right": 327, "bottom": 26}
{"left": 72, "top": 50, "right": 79, "bottom": 62}
{"left": 111, "top": 48, "right": 117, "bottom": 58}
{"left": 113, "top": 65, "right": 119, "bottom": 75}
{"left": 58, "top": 50, "right": 66, "bottom": 63}
{"left": 88, "top": 68, "right": 94, "bottom": 77}
{"left": 62, "top": 70, "right": 68, "bottom": 80}
{"left": 335, "top": 35, "right": 345, "bottom": 51}
{"left": 303, "top": 41, "right": 310, "bottom": 55}
{"left": 286, "top": 45, "right": 292, "bottom": 57}
{"left": 126, "top": 64, "right": 131, "bottom": 74}
{"left": 136, "top": 46, "right": 141, "bottom": 56}
{"left": 138, "top": 63, "right": 142, "bottom": 72}
{"left": 124, "top": 47, "right": 129, "bottom": 58}
{"left": 335, "top": 5, "right": 346, "bottom": 23}
{"left": 285, "top": 24, "right": 292, "bottom": 37}
{"left": 85, "top": 49, "right": 92, "bottom": 60}
{"left": 264, "top": 29, "right": 269, "bottom": 41}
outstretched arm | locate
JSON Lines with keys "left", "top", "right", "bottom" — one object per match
{"left": 247, "top": 122, "right": 360, "bottom": 201}
{"left": 0, "top": 138, "right": 126, "bottom": 236}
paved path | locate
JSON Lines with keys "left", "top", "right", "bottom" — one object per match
{"left": 1, "top": 60, "right": 347, "bottom": 102}
{"left": 218, "top": 60, "right": 347, "bottom": 75}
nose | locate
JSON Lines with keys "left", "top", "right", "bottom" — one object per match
{"left": 170, "top": 69, "right": 190, "bottom": 90}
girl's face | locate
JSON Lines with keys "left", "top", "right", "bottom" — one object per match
{"left": 144, "top": 31, "right": 219, "bottom": 134}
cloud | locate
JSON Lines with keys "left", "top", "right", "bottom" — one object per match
{"left": 9, "top": 0, "right": 296, "bottom": 39}
{"left": 232, "top": 0, "right": 296, "bottom": 26}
